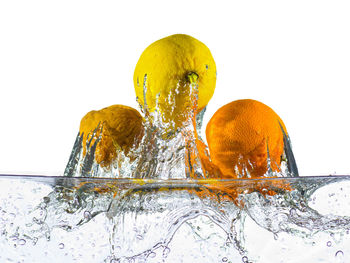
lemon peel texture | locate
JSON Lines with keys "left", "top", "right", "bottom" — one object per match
{"left": 133, "top": 34, "right": 216, "bottom": 129}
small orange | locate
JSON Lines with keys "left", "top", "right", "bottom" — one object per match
{"left": 206, "top": 99, "right": 287, "bottom": 178}
{"left": 79, "top": 105, "right": 144, "bottom": 167}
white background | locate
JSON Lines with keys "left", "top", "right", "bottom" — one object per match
{"left": 0, "top": 0, "right": 349, "bottom": 176}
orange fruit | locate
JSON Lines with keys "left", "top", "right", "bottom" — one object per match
{"left": 79, "top": 105, "right": 144, "bottom": 167}
{"left": 206, "top": 99, "right": 287, "bottom": 178}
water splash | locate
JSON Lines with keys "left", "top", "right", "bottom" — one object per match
{"left": 64, "top": 77, "right": 205, "bottom": 180}
{"left": 2, "top": 77, "right": 349, "bottom": 261}
{"left": 2, "top": 175, "right": 350, "bottom": 262}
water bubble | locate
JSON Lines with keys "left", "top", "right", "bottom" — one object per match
{"left": 335, "top": 250, "right": 344, "bottom": 258}
{"left": 148, "top": 252, "right": 156, "bottom": 258}
{"left": 242, "top": 256, "right": 249, "bottom": 262}
{"left": 58, "top": 243, "right": 65, "bottom": 249}
{"left": 18, "top": 239, "right": 26, "bottom": 245}
{"left": 327, "top": 241, "right": 332, "bottom": 247}
{"left": 222, "top": 257, "right": 228, "bottom": 262}
{"left": 32, "top": 237, "right": 38, "bottom": 245}
{"left": 83, "top": 211, "right": 92, "bottom": 220}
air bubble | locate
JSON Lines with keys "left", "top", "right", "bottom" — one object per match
{"left": 335, "top": 250, "right": 344, "bottom": 258}
{"left": 18, "top": 239, "right": 26, "bottom": 245}
{"left": 222, "top": 257, "right": 228, "bottom": 262}
{"left": 327, "top": 241, "right": 332, "bottom": 247}
{"left": 242, "top": 256, "right": 248, "bottom": 262}
{"left": 58, "top": 243, "right": 65, "bottom": 249}
{"left": 148, "top": 252, "right": 156, "bottom": 258}
{"left": 32, "top": 237, "right": 38, "bottom": 245}
{"left": 84, "top": 211, "right": 92, "bottom": 220}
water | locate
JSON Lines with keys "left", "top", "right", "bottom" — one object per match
{"left": 1, "top": 79, "right": 348, "bottom": 262}
{"left": 1, "top": 175, "right": 350, "bottom": 262}
{"left": 64, "top": 80, "right": 203, "bottom": 179}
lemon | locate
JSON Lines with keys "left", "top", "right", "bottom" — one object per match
{"left": 79, "top": 104, "right": 143, "bottom": 167}
{"left": 133, "top": 34, "right": 216, "bottom": 129}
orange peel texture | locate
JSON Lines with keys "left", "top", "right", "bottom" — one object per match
{"left": 79, "top": 105, "right": 144, "bottom": 167}
{"left": 206, "top": 99, "right": 287, "bottom": 179}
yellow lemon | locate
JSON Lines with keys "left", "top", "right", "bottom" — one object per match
{"left": 206, "top": 99, "right": 288, "bottom": 178}
{"left": 79, "top": 105, "right": 144, "bottom": 167}
{"left": 133, "top": 34, "right": 216, "bottom": 129}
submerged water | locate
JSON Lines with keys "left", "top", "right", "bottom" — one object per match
{"left": 1, "top": 175, "right": 350, "bottom": 262}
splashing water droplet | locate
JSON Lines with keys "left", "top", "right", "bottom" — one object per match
{"left": 327, "top": 241, "right": 332, "bottom": 247}
{"left": 242, "top": 255, "right": 249, "bottom": 263}
{"left": 222, "top": 257, "right": 228, "bottom": 262}
{"left": 58, "top": 243, "right": 65, "bottom": 249}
